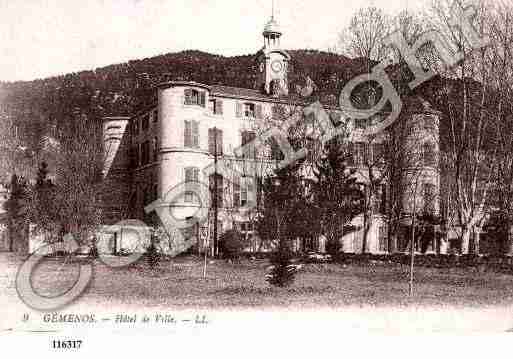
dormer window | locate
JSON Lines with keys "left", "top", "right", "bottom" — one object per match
{"left": 244, "top": 103, "right": 255, "bottom": 118}
{"left": 236, "top": 102, "right": 263, "bottom": 119}
{"left": 142, "top": 113, "right": 149, "bottom": 132}
{"left": 184, "top": 88, "right": 206, "bottom": 107}
{"left": 209, "top": 99, "right": 223, "bottom": 115}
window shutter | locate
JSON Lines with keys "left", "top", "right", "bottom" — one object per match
{"left": 184, "top": 89, "right": 192, "bottom": 105}
{"left": 256, "top": 104, "right": 263, "bottom": 119}
{"left": 242, "top": 131, "right": 256, "bottom": 158}
{"left": 184, "top": 120, "right": 192, "bottom": 147}
{"left": 347, "top": 142, "right": 354, "bottom": 165}
{"left": 233, "top": 176, "right": 240, "bottom": 207}
{"left": 246, "top": 177, "right": 255, "bottom": 204}
{"left": 153, "top": 137, "right": 158, "bottom": 162}
{"left": 217, "top": 129, "right": 223, "bottom": 155}
{"left": 373, "top": 143, "right": 384, "bottom": 163}
{"left": 241, "top": 178, "right": 248, "bottom": 206}
{"left": 200, "top": 92, "right": 206, "bottom": 107}
{"left": 236, "top": 102, "right": 242, "bottom": 117}
{"left": 208, "top": 128, "right": 215, "bottom": 155}
{"left": 216, "top": 100, "right": 223, "bottom": 115}
{"left": 185, "top": 167, "right": 193, "bottom": 182}
{"left": 185, "top": 167, "right": 199, "bottom": 182}
{"left": 192, "top": 120, "right": 199, "bottom": 148}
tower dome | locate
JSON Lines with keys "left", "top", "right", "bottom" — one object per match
{"left": 263, "top": 17, "right": 281, "bottom": 36}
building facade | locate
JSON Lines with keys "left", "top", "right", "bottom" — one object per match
{"left": 100, "top": 16, "right": 441, "bottom": 255}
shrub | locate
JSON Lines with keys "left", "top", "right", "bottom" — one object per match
{"left": 88, "top": 246, "right": 99, "bottom": 258}
{"left": 218, "top": 230, "right": 244, "bottom": 260}
{"left": 146, "top": 242, "right": 159, "bottom": 269}
{"left": 325, "top": 239, "right": 342, "bottom": 256}
{"left": 266, "top": 248, "right": 297, "bottom": 287}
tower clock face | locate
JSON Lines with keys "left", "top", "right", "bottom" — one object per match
{"left": 271, "top": 60, "right": 283, "bottom": 73}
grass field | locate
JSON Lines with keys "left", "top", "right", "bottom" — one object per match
{"left": 3, "top": 252, "right": 513, "bottom": 310}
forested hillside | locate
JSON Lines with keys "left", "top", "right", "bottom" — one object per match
{"left": 0, "top": 48, "right": 441, "bottom": 181}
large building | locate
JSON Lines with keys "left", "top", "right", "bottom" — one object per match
{"left": 100, "top": 15, "right": 441, "bottom": 255}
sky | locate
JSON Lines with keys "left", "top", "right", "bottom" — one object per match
{"left": 0, "top": 0, "right": 425, "bottom": 82}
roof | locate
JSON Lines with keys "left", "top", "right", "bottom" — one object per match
{"left": 210, "top": 84, "right": 288, "bottom": 102}
{"left": 151, "top": 81, "right": 438, "bottom": 116}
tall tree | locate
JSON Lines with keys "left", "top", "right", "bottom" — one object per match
{"left": 426, "top": 0, "right": 507, "bottom": 254}
{"left": 338, "top": 7, "right": 393, "bottom": 63}
{"left": 28, "top": 109, "right": 104, "bottom": 247}
{"left": 312, "top": 139, "right": 364, "bottom": 250}
{"left": 3, "top": 174, "right": 28, "bottom": 252}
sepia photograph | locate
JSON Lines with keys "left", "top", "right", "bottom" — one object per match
{"left": 1, "top": 0, "right": 513, "bottom": 355}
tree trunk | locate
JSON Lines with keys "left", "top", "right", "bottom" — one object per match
{"left": 461, "top": 226, "right": 471, "bottom": 254}
{"left": 387, "top": 221, "right": 397, "bottom": 254}
{"left": 472, "top": 227, "right": 481, "bottom": 255}
{"left": 8, "top": 219, "right": 14, "bottom": 252}
{"left": 362, "top": 211, "right": 370, "bottom": 254}
{"left": 507, "top": 223, "right": 513, "bottom": 256}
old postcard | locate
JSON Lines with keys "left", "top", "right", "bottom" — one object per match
{"left": 1, "top": 0, "right": 512, "bottom": 356}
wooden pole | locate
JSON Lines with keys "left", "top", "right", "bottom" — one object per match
{"left": 213, "top": 127, "right": 218, "bottom": 257}
{"left": 409, "top": 175, "right": 420, "bottom": 297}
{"left": 409, "top": 212, "right": 416, "bottom": 296}
{"left": 203, "top": 230, "right": 208, "bottom": 278}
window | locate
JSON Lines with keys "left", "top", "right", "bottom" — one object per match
{"left": 141, "top": 141, "right": 150, "bottom": 165}
{"left": 236, "top": 221, "right": 254, "bottom": 240}
{"left": 372, "top": 143, "right": 385, "bottom": 163}
{"left": 353, "top": 142, "right": 368, "bottom": 166}
{"left": 142, "top": 114, "right": 150, "bottom": 132}
{"left": 153, "top": 109, "right": 158, "bottom": 123}
{"left": 346, "top": 143, "right": 354, "bottom": 165}
{"left": 269, "top": 137, "right": 284, "bottom": 161}
{"left": 131, "top": 146, "right": 139, "bottom": 168}
{"left": 153, "top": 137, "right": 158, "bottom": 162}
{"left": 153, "top": 184, "right": 158, "bottom": 201}
{"left": 329, "top": 112, "right": 343, "bottom": 127}
{"left": 208, "top": 128, "right": 223, "bottom": 155}
{"left": 241, "top": 180, "right": 248, "bottom": 207}
{"left": 233, "top": 176, "right": 240, "bottom": 207}
{"left": 423, "top": 183, "right": 436, "bottom": 215}
{"left": 209, "top": 99, "right": 223, "bottom": 115}
{"left": 133, "top": 119, "right": 139, "bottom": 135}
{"left": 233, "top": 177, "right": 254, "bottom": 207}
{"left": 209, "top": 174, "right": 224, "bottom": 208}
{"left": 185, "top": 167, "right": 200, "bottom": 183}
{"left": 143, "top": 186, "right": 152, "bottom": 206}
{"left": 241, "top": 131, "right": 256, "bottom": 158}
{"left": 184, "top": 120, "right": 200, "bottom": 148}
{"left": 354, "top": 118, "right": 367, "bottom": 129}
{"left": 423, "top": 116, "right": 436, "bottom": 131}
{"left": 237, "top": 102, "right": 263, "bottom": 118}
{"left": 244, "top": 103, "right": 255, "bottom": 117}
{"left": 423, "top": 142, "right": 436, "bottom": 166}
{"left": 184, "top": 167, "right": 200, "bottom": 203}
{"left": 184, "top": 88, "right": 206, "bottom": 107}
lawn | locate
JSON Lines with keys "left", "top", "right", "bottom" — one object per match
{"left": 3, "top": 252, "right": 513, "bottom": 310}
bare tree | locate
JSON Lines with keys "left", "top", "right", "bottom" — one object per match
{"left": 426, "top": 0, "right": 505, "bottom": 254}
{"left": 486, "top": 2, "right": 513, "bottom": 254}
{"left": 338, "top": 7, "right": 393, "bottom": 63}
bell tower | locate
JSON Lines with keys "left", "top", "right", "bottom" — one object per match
{"left": 256, "top": 2, "right": 290, "bottom": 97}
